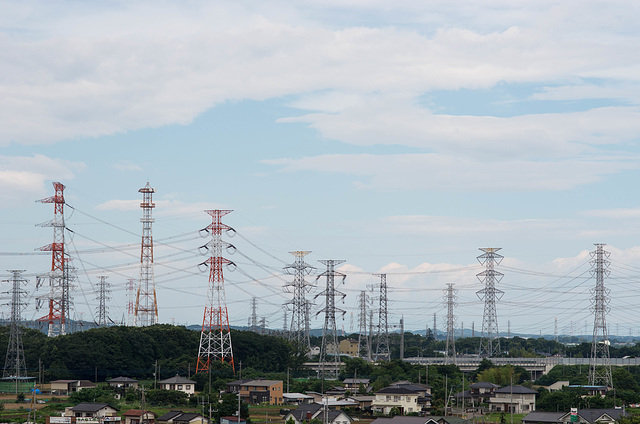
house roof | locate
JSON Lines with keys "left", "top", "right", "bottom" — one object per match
{"left": 221, "top": 418, "right": 246, "bottom": 423}
{"left": 371, "top": 416, "right": 470, "bottom": 424}
{"left": 70, "top": 403, "right": 116, "bottom": 413}
{"left": 157, "top": 411, "right": 184, "bottom": 421}
{"left": 284, "top": 393, "right": 315, "bottom": 399}
{"left": 174, "top": 413, "right": 203, "bottom": 423}
{"left": 227, "top": 379, "right": 252, "bottom": 386}
{"left": 576, "top": 409, "right": 628, "bottom": 423}
{"left": 124, "top": 410, "right": 156, "bottom": 417}
{"left": 316, "top": 410, "right": 351, "bottom": 424}
{"left": 521, "top": 412, "right": 563, "bottom": 423}
{"left": 108, "top": 377, "right": 139, "bottom": 383}
{"left": 495, "top": 385, "right": 538, "bottom": 394}
{"left": 288, "top": 404, "right": 323, "bottom": 420}
{"left": 343, "top": 378, "right": 370, "bottom": 384}
{"left": 470, "top": 382, "right": 500, "bottom": 389}
{"left": 242, "top": 379, "right": 282, "bottom": 387}
{"left": 158, "top": 375, "right": 196, "bottom": 385}
{"left": 376, "top": 383, "right": 432, "bottom": 395}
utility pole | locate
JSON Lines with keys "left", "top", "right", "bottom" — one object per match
{"left": 316, "top": 260, "right": 346, "bottom": 380}
{"left": 3, "top": 270, "right": 28, "bottom": 387}
{"left": 196, "top": 210, "right": 236, "bottom": 373}
{"left": 283, "top": 251, "right": 315, "bottom": 350}
{"left": 477, "top": 247, "right": 504, "bottom": 357}
{"left": 588, "top": 243, "right": 613, "bottom": 388}
{"left": 400, "top": 317, "right": 404, "bottom": 360}
{"left": 444, "top": 283, "right": 457, "bottom": 364}
{"left": 135, "top": 182, "right": 159, "bottom": 326}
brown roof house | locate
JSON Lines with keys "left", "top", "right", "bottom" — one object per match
{"left": 227, "top": 379, "right": 284, "bottom": 405}
{"left": 124, "top": 410, "right": 156, "bottom": 424}
{"left": 158, "top": 375, "right": 196, "bottom": 396}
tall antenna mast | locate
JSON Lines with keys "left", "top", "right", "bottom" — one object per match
{"left": 444, "top": 283, "right": 457, "bottom": 364}
{"left": 477, "top": 247, "right": 504, "bottom": 357}
{"left": 134, "top": 182, "right": 158, "bottom": 326}
{"left": 36, "top": 182, "right": 69, "bottom": 337}
{"left": 316, "top": 260, "right": 346, "bottom": 380}
{"left": 588, "top": 243, "right": 613, "bottom": 388}
{"left": 374, "top": 274, "right": 390, "bottom": 361}
{"left": 95, "top": 276, "right": 111, "bottom": 327}
{"left": 196, "top": 210, "right": 235, "bottom": 373}
{"left": 3, "top": 270, "right": 27, "bottom": 379}
{"left": 283, "top": 251, "right": 315, "bottom": 349}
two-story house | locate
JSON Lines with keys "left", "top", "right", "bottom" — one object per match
{"left": 372, "top": 382, "right": 432, "bottom": 415}
{"left": 158, "top": 375, "right": 196, "bottom": 396}
{"left": 283, "top": 404, "right": 352, "bottom": 424}
{"left": 107, "top": 377, "right": 140, "bottom": 390}
{"left": 64, "top": 403, "right": 119, "bottom": 419}
{"left": 227, "top": 379, "right": 283, "bottom": 405}
{"left": 339, "top": 339, "right": 359, "bottom": 356}
{"left": 488, "top": 385, "right": 537, "bottom": 414}
{"left": 343, "top": 378, "right": 370, "bottom": 393}
{"left": 51, "top": 380, "right": 97, "bottom": 395}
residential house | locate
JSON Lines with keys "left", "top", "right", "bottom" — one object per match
{"left": 283, "top": 404, "right": 352, "bottom": 424}
{"left": 108, "top": 377, "right": 140, "bottom": 390}
{"left": 522, "top": 409, "right": 628, "bottom": 424}
{"left": 64, "top": 403, "right": 119, "bottom": 419}
{"left": 343, "top": 378, "right": 370, "bottom": 393}
{"left": 454, "top": 382, "right": 500, "bottom": 408}
{"left": 158, "top": 375, "right": 196, "bottom": 396}
{"left": 156, "top": 411, "right": 208, "bottom": 424}
{"left": 344, "top": 396, "right": 375, "bottom": 411}
{"left": 339, "top": 339, "right": 359, "bottom": 356}
{"left": 220, "top": 418, "right": 246, "bottom": 424}
{"left": 229, "top": 379, "right": 284, "bottom": 405}
{"left": 568, "top": 385, "right": 610, "bottom": 397}
{"left": 372, "top": 382, "right": 432, "bottom": 415}
{"left": 488, "top": 386, "right": 537, "bottom": 414}
{"left": 123, "top": 410, "right": 156, "bottom": 424}
{"left": 51, "top": 380, "right": 97, "bottom": 395}
{"left": 371, "top": 417, "right": 469, "bottom": 424}
{"left": 545, "top": 381, "right": 569, "bottom": 392}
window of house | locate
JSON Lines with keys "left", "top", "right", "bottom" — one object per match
{"left": 178, "top": 385, "right": 183, "bottom": 390}
{"left": 394, "top": 396, "right": 400, "bottom": 402}
{"left": 186, "top": 385, "right": 191, "bottom": 390}
{"left": 386, "top": 396, "right": 391, "bottom": 401}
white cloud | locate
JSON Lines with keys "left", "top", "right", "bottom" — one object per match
{"left": 264, "top": 153, "right": 638, "bottom": 191}
{"left": 582, "top": 208, "right": 640, "bottom": 219}
{"left": 96, "top": 198, "right": 227, "bottom": 218}
{"left": 0, "top": 154, "right": 84, "bottom": 204}
{"left": 1, "top": 2, "right": 640, "bottom": 144}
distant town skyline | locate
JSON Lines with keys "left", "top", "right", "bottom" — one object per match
{"left": 1, "top": 1, "right": 640, "bottom": 337}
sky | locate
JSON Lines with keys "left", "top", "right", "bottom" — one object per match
{"left": 2, "top": 0, "right": 640, "bottom": 341}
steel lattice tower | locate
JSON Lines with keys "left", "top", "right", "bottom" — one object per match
{"left": 96, "top": 276, "right": 111, "bottom": 327}
{"left": 477, "top": 247, "right": 504, "bottom": 357}
{"left": 374, "top": 274, "right": 390, "bottom": 361}
{"left": 249, "top": 297, "right": 258, "bottom": 332}
{"left": 589, "top": 243, "right": 613, "bottom": 388}
{"left": 126, "top": 279, "right": 135, "bottom": 326}
{"left": 444, "top": 283, "right": 457, "bottom": 364}
{"left": 283, "top": 251, "right": 315, "bottom": 349}
{"left": 433, "top": 313, "right": 437, "bottom": 341}
{"left": 36, "top": 182, "right": 70, "bottom": 337}
{"left": 3, "top": 270, "right": 27, "bottom": 379}
{"left": 316, "top": 260, "right": 346, "bottom": 379}
{"left": 196, "top": 210, "right": 235, "bottom": 373}
{"left": 357, "top": 290, "right": 372, "bottom": 361}
{"left": 134, "top": 182, "right": 158, "bottom": 326}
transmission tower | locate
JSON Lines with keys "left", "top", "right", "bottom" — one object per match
{"left": 283, "top": 308, "right": 288, "bottom": 335}
{"left": 588, "top": 243, "right": 613, "bottom": 388}
{"left": 315, "top": 260, "right": 346, "bottom": 379}
{"left": 95, "top": 276, "right": 111, "bottom": 327}
{"left": 196, "top": 210, "right": 235, "bottom": 373}
{"left": 433, "top": 313, "right": 437, "bottom": 341}
{"left": 357, "top": 290, "right": 372, "bottom": 361}
{"left": 249, "top": 297, "right": 258, "bottom": 332}
{"left": 477, "top": 247, "right": 504, "bottom": 357}
{"left": 36, "top": 182, "right": 70, "bottom": 337}
{"left": 3, "top": 270, "right": 27, "bottom": 379}
{"left": 134, "top": 182, "right": 158, "bottom": 326}
{"left": 283, "top": 251, "right": 315, "bottom": 349}
{"left": 554, "top": 317, "right": 558, "bottom": 343}
{"left": 374, "top": 274, "right": 390, "bottom": 361}
{"left": 444, "top": 283, "right": 457, "bottom": 364}
{"left": 259, "top": 317, "right": 267, "bottom": 334}
{"left": 126, "top": 279, "right": 136, "bottom": 326}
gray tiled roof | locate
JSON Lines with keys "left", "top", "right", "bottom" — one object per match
{"left": 495, "top": 385, "right": 538, "bottom": 394}
{"left": 158, "top": 374, "right": 196, "bottom": 384}
{"left": 521, "top": 412, "right": 563, "bottom": 423}
{"left": 70, "top": 403, "right": 115, "bottom": 413}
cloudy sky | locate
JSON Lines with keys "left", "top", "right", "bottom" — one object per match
{"left": 2, "top": 0, "right": 640, "bottom": 340}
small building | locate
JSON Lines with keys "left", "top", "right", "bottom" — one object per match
{"left": 283, "top": 393, "right": 315, "bottom": 405}
{"left": 343, "top": 378, "right": 370, "bottom": 393}
{"left": 108, "top": 377, "right": 140, "bottom": 390}
{"left": 158, "top": 375, "right": 196, "bottom": 396}
{"left": 156, "top": 411, "right": 208, "bottom": 424}
{"left": 123, "top": 410, "right": 156, "bottom": 424}
{"left": 51, "top": 380, "right": 97, "bottom": 395}
{"left": 488, "top": 386, "right": 537, "bottom": 414}
{"left": 348, "top": 395, "right": 375, "bottom": 411}
{"left": 339, "top": 339, "right": 359, "bottom": 356}
{"left": 64, "top": 403, "right": 119, "bottom": 418}
{"left": 220, "top": 418, "right": 246, "bottom": 424}
{"left": 545, "top": 381, "right": 569, "bottom": 392}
